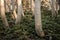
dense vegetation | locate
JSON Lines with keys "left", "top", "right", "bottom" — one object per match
{"left": 0, "top": 9, "right": 60, "bottom": 40}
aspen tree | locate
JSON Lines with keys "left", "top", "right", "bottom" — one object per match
{"left": 51, "top": 0, "right": 58, "bottom": 17}
{"left": 15, "top": 0, "right": 22, "bottom": 24}
{"left": 4, "top": 0, "right": 10, "bottom": 12}
{"left": 35, "top": 0, "right": 45, "bottom": 37}
{"left": 0, "top": 0, "right": 9, "bottom": 27}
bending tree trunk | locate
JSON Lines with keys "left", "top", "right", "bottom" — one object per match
{"left": 35, "top": 0, "right": 45, "bottom": 37}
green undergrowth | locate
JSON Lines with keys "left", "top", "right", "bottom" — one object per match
{"left": 0, "top": 10, "right": 60, "bottom": 40}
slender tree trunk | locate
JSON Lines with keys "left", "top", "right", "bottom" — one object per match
{"left": 6, "top": 0, "right": 11, "bottom": 12}
{"left": 35, "top": 0, "right": 45, "bottom": 37}
{"left": 4, "top": 0, "right": 10, "bottom": 12}
{"left": 15, "top": 0, "right": 22, "bottom": 24}
{"left": 51, "top": 0, "right": 58, "bottom": 17}
{"left": 0, "top": 0, "right": 9, "bottom": 27}
{"left": 56, "top": 0, "right": 58, "bottom": 15}
{"left": 30, "top": 0, "right": 35, "bottom": 15}
{"left": 21, "top": 8, "right": 25, "bottom": 17}
{"left": 11, "top": 0, "right": 15, "bottom": 11}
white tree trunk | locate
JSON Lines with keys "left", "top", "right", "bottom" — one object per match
{"left": 15, "top": 0, "right": 22, "bottom": 24}
{"left": 4, "top": 0, "right": 10, "bottom": 12}
{"left": 0, "top": 0, "right": 9, "bottom": 27}
{"left": 35, "top": 0, "right": 45, "bottom": 37}
{"left": 51, "top": 0, "right": 58, "bottom": 17}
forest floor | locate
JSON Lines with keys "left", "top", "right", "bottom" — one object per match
{"left": 0, "top": 10, "right": 60, "bottom": 40}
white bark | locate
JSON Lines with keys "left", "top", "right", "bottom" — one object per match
{"left": 15, "top": 0, "right": 22, "bottom": 24}
{"left": 35, "top": 0, "right": 45, "bottom": 37}
{"left": 4, "top": 0, "right": 10, "bottom": 12}
{"left": 51, "top": 0, "right": 58, "bottom": 17}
